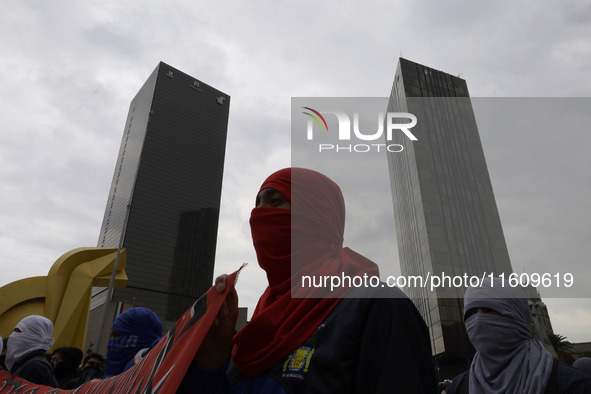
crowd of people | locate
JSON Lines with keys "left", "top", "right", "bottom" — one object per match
{"left": 0, "top": 308, "right": 162, "bottom": 389}
{"left": 1, "top": 168, "right": 591, "bottom": 393}
{"left": 0, "top": 315, "right": 106, "bottom": 388}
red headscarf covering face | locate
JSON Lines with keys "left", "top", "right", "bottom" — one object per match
{"left": 232, "top": 168, "right": 380, "bottom": 377}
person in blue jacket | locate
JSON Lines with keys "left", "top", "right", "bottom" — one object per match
{"left": 183, "top": 167, "right": 437, "bottom": 393}
{"left": 448, "top": 278, "right": 591, "bottom": 394}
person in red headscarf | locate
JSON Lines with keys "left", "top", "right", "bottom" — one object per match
{"left": 183, "top": 168, "right": 437, "bottom": 393}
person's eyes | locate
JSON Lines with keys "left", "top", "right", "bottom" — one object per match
{"left": 465, "top": 308, "right": 480, "bottom": 320}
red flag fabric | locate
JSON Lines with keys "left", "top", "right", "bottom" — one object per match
{"left": 0, "top": 266, "right": 243, "bottom": 393}
{"left": 233, "top": 168, "right": 380, "bottom": 376}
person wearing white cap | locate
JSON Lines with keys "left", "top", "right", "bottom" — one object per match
{"left": 5, "top": 315, "right": 58, "bottom": 387}
{"left": 448, "top": 278, "right": 591, "bottom": 394}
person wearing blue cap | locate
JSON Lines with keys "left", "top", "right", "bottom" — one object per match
{"left": 104, "top": 307, "right": 163, "bottom": 378}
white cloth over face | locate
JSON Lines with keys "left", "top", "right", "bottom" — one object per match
{"left": 5, "top": 315, "right": 54, "bottom": 371}
{"left": 464, "top": 278, "right": 553, "bottom": 394}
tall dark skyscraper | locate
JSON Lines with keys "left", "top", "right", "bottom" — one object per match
{"left": 90, "top": 62, "right": 229, "bottom": 340}
{"left": 386, "top": 58, "right": 513, "bottom": 374}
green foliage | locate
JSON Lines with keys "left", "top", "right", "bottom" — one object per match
{"left": 549, "top": 333, "right": 575, "bottom": 364}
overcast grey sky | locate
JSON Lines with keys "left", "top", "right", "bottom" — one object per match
{"left": 0, "top": 1, "right": 590, "bottom": 341}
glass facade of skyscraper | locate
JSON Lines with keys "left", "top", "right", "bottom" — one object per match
{"left": 387, "top": 58, "right": 513, "bottom": 374}
{"left": 91, "top": 62, "right": 229, "bottom": 333}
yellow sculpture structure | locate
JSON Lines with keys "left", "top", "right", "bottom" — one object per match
{"left": 0, "top": 247, "right": 127, "bottom": 351}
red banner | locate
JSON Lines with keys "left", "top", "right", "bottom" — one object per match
{"left": 0, "top": 267, "right": 242, "bottom": 393}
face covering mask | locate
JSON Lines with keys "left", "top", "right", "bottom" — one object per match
{"left": 465, "top": 312, "right": 526, "bottom": 368}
